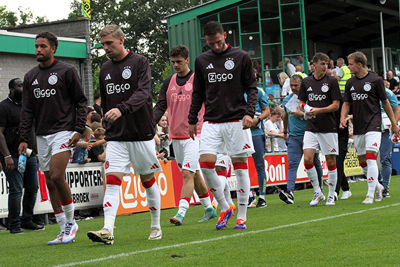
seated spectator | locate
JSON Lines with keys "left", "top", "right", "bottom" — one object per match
{"left": 264, "top": 109, "right": 285, "bottom": 152}
{"left": 90, "top": 112, "right": 101, "bottom": 125}
{"left": 90, "top": 121, "right": 102, "bottom": 132}
{"left": 72, "top": 126, "right": 92, "bottom": 164}
{"left": 88, "top": 128, "right": 106, "bottom": 162}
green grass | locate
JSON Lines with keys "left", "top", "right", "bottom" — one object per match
{"left": 1, "top": 177, "right": 400, "bottom": 267}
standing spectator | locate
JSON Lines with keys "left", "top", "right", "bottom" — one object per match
{"left": 93, "top": 92, "right": 102, "bottom": 117}
{"left": 245, "top": 86, "right": 270, "bottom": 208}
{"left": 377, "top": 80, "right": 400, "bottom": 198}
{"left": 281, "top": 75, "right": 323, "bottom": 204}
{"left": 0, "top": 78, "right": 42, "bottom": 234}
{"left": 298, "top": 52, "right": 341, "bottom": 206}
{"left": 189, "top": 21, "right": 257, "bottom": 230}
{"left": 264, "top": 63, "right": 272, "bottom": 85}
{"left": 284, "top": 57, "right": 296, "bottom": 77}
{"left": 333, "top": 58, "right": 352, "bottom": 94}
{"left": 19, "top": 32, "right": 87, "bottom": 244}
{"left": 387, "top": 70, "right": 399, "bottom": 93}
{"left": 264, "top": 109, "right": 285, "bottom": 152}
{"left": 340, "top": 51, "right": 399, "bottom": 204}
{"left": 87, "top": 24, "right": 162, "bottom": 244}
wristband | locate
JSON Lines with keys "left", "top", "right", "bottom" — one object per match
{"left": 4, "top": 155, "right": 12, "bottom": 159}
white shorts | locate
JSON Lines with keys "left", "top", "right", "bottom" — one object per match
{"left": 105, "top": 140, "right": 161, "bottom": 175}
{"left": 172, "top": 138, "right": 200, "bottom": 173}
{"left": 354, "top": 131, "right": 381, "bottom": 155}
{"left": 216, "top": 153, "right": 231, "bottom": 170}
{"left": 303, "top": 131, "right": 338, "bottom": 155}
{"left": 200, "top": 121, "right": 255, "bottom": 157}
{"left": 36, "top": 131, "right": 73, "bottom": 172}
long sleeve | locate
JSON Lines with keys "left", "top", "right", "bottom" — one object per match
{"left": 19, "top": 75, "right": 35, "bottom": 142}
{"left": 66, "top": 68, "right": 88, "bottom": 134}
{"left": 116, "top": 57, "right": 152, "bottom": 115}
{"left": 153, "top": 77, "right": 170, "bottom": 127}
{"left": 188, "top": 58, "right": 206, "bottom": 125}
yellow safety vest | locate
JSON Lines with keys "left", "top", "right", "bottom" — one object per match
{"left": 292, "top": 72, "right": 306, "bottom": 79}
{"left": 339, "top": 65, "right": 351, "bottom": 91}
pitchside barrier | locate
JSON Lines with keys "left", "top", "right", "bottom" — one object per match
{"left": 0, "top": 150, "right": 362, "bottom": 218}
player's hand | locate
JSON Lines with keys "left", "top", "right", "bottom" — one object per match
{"left": 242, "top": 115, "right": 253, "bottom": 129}
{"left": 339, "top": 115, "right": 352, "bottom": 129}
{"left": 18, "top": 142, "right": 28, "bottom": 155}
{"left": 391, "top": 124, "right": 399, "bottom": 136}
{"left": 68, "top": 132, "right": 81, "bottom": 148}
{"left": 5, "top": 157, "right": 14, "bottom": 171}
{"left": 104, "top": 108, "right": 122, "bottom": 123}
{"left": 306, "top": 107, "right": 320, "bottom": 116}
{"left": 189, "top": 124, "right": 197, "bottom": 140}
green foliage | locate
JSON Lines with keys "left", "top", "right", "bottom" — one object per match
{"left": 68, "top": 0, "right": 208, "bottom": 98}
{"left": 0, "top": 5, "right": 17, "bottom": 27}
{"left": 0, "top": 5, "right": 48, "bottom": 27}
{"left": 153, "top": 62, "right": 172, "bottom": 101}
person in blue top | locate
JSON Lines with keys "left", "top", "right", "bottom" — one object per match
{"left": 245, "top": 84, "right": 270, "bottom": 208}
{"left": 378, "top": 83, "right": 400, "bottom": 197}
{"left": 280, "top": 75, "right": 323, "bottom": 204}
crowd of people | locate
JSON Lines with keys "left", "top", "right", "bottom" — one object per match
{"left": 0, "top": 21, "right": 398, "bottom": 249}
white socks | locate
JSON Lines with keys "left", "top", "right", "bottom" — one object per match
{"left": 103, "top": 184, "right": 120, "bottom": 234}
{"left": 142, "top": 178, "right": 161, "bottom": 230}
{"left": 305, "top": 163, "right": 321, "bottom": 194}
{"left": 327, "top": 165, "right": 337, "bottom": 197}
{"left": 60, "top": 198, "right": 74, "bottom": 224}
{"left": 200, "top": 162, "right": 229, "bottom": 211}
{"left": 54, "top": 211, "right": 66, "bottom": 232}
{"left": 233, "top": 162, "right": 250, "bottom": 221}
{"left": 198, "top": 192, "right": 213, "bottom": 210}
{"left": 217, "top": 169, "right": 233, "bottom": 205}
{"left": 366, "top": 156, "right": 379, "bottom": 197}
{"left": 178, "top": 198, "right": 190, "bottom": 217}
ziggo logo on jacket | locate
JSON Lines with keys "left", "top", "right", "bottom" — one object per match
{"left": 33, "top": 88, "right": 56, "bottom": 98}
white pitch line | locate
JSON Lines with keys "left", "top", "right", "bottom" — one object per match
{"left": 55, "top": 202, "right": 400, "bottom": 267}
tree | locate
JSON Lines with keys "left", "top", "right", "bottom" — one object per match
{"left": 0, "top": 5, "right": 48, "bottom": 28}
{"left": 69, "top": 0, "right": 209, "bottom": 100}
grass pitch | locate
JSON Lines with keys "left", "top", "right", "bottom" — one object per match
{"left": 1, "top": 177, "right": 399, "bottom": 266}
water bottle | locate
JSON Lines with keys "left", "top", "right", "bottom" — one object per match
{"left": 17, "top": 148, "right": 32, "bottom": 174}
{"left": 391, "top": 133, "right": 400, "bottom": 143}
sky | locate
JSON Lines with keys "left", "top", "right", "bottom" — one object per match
{"left": 2, "top": 0, "right": 74, "bottom": 22}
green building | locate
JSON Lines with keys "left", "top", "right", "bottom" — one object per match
{"left": 168, "top": 0, "right": 400, "bottom": 86}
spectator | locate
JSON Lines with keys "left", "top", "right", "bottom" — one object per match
{"left": 333, "top": 58, "right": 351, "bottom": 94}
{"left": 278, "top": 72, "right": 291, "bottom": 97}
{"left": 88, "top": 128, "right": 106, "bottom": 162}
{"left": 72, "top": 126, "right": 92, "bottom": 164}
{"left": 264, "top": 109, "right": 285, "bottom": 152}
{"left": 90, "top": 121, "right": 102, "bottom": 132}
{"left": 0, "top": 78, "right": 42, "bottom": 233}
{"left": 284, "top": 57, "right": 296, "bottom": 77}
{"left": 93, "top": 92, "right": 102, "bottom": 117}
{"left": 90, "top": 112, "right": 101, "bottom": 125}
{"left": 155, "top": 115, "right": 172, "bottom": 159}
{"left": 387, "top": 70, "right": 399, "bottom": 93}
{"left": 264, "top": 62, "right": 272, "bottom": 85}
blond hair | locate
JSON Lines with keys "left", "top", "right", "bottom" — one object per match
{"left": 99, "top": 24, "right": 124, "bottom": 39}
{"left": 347, "top": 51, "right": 367, "bottom": 67}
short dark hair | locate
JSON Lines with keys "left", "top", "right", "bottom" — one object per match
{"left": 8, "top": 78, "right": 19, "bottom": 90}
{"left": 312, "top": 52, "right": 329, "bottom": 64}
{"left": 91, "top": 112, "right": 102, "bottom": 123}
{"left": 169, "top": 45, "right": 189, "bottom": 59}
{"left": 36, "top": 32, "right": 58, "bottom": 52}
{"left": 93, "top": 92, "right": 100, "bottom": 100}
{"left": 204, "top": 21, "right": 224, "bottom": 36}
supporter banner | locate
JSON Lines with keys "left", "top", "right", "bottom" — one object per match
{"left": 344, "top": 149, "right": 363, "bottom": 176}
{"left": 0, "top": 163, "right": 105, "bottom": 218}
{"left": 117, "top": 161, "right": 176, "bottom": 215}
{"left": 246, "top": 153, "right": 328, "bottom": 188}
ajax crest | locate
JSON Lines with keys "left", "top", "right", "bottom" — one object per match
{"left": 321, "top": 83, "right": 329, "bottom": 93}
{"left": 122, "top": 68, "right": 132, "bottom": 79}
{"left": 363, "top": 83, "right": 371, "bottom": 92}
{"left": 48, "top": 74, "right": 58, "bottom": 85}
{"left": 224, "top": 59, "right": 235, "bottom": 70}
